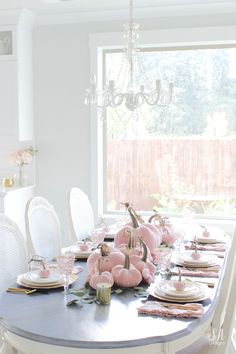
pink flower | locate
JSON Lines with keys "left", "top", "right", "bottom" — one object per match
{"left": 10, "top": 147, "right": 37, "bottom": 166}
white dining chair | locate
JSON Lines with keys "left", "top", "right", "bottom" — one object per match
{"left": 0, "top": 214, "right": 28, "bottom": 354}
{"left": 175, "top": 228, "right": 236, "bottom": 354}
{"left": 68, "top": 187, "right": 95, "bottom": 242}
{"left": 25, "top": 196, "right": 62, "bottom": 261}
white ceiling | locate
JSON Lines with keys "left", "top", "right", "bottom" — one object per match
{"left": 1, "top": 0, "right": 236, "bottom": 24}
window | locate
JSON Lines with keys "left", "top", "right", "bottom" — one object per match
{"left": 103, "top": 46, "right": 236, "bottom": 218}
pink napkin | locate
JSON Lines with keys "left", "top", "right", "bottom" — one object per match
{"left": 137, "top": 301, "right": 204, "bottom": 318}
{"left": 185, "top": 242, "right": 226, "bottom": 252}
{"left": 72, "top": 266, "right": 83, "bottom": 275}
{"left": 171, "top": 266, "right": 220, "bottom": 278}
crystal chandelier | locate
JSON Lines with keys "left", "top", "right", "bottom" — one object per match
{"left": 85, "top": 0, "right": 173, "bottom": 112}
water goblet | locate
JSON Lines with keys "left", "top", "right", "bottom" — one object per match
{"left": 172, "top": 222, "right": 185, "bottom": 256}
{"left": 90, "top": 230, "right": 105, "bottom": 249}
{"left": 56, "top": 253, "right": 75, "bottom": 295}
{"left": 153, "top": 248, "right": 173, "bottom": 280}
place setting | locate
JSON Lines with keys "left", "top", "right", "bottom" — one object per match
{"left": 148, "top": 269, "right": 210, "bottom": 304}
{"left": 63, "top": 239, "right": 94, "bottom": 259}
{"left": 139, "top": 270, "right": 208, "bottom": 318}
{"left": 10, "top": 253, "right": 79, "bottom": 294}
{"left": 175, "top": 249, "right": 218, "bottom": 268}
{"left": 191, "top": 224, "right": 226, "bottom": 244}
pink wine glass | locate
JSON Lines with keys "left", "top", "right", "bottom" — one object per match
{"left": 56, "top": 253, "right": 75, "bottom": 295}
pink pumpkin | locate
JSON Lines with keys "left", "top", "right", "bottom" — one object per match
{"left": 130, "top": 239, "right": 156, "bottom": 274}
{"left": 142, "top": 267, "right": 155, "bottom": 284}
{"left": 87, "top": 243, "right": 125, "bottom": 274}
{"left": 111, "top": 251, "right": 142, "bottom": 288}
{"left": 89, "top": 258, "right": 114, "bottom": 289}
{"left": 149, "top": 213, "right": 177, "bottom": 247}
{"left": 115, "top": 205, "right": 159, "bottom": 257}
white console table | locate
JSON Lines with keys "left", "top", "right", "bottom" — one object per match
{"left": 0, "top": 185, "right": 34, "bottom": 236}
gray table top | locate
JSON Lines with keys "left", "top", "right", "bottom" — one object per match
{"left": 0, "top": 252, "right": 227, "bottom": 349}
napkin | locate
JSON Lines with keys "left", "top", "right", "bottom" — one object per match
{"left": 171, "top": 266, "right": 220, "bottom": 278}
{"left": 185, "top": 242, "right": 226, "bottom": 253}
{"left": 137, "top": 301, "right": 204, "bottom": 318}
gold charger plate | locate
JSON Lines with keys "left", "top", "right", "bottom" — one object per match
{"left": 17, "top": 273, "right": 78, "bottom": 289}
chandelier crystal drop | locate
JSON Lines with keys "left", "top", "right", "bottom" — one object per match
{"left": 85, "top": 0, "right": 173, "bottom": 112}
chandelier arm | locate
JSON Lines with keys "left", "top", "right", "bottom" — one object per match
{"left": 85, "top": 0, "right": 173, "bottom": 113}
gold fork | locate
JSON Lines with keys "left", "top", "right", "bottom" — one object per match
{"left": 7, "top": 288, "right": 37, "bottom": 295}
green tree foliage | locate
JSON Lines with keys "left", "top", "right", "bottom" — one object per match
{"left": 106, "top": 47, "right": 236, "bottom": 138}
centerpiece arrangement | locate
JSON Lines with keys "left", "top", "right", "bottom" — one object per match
{"left": 70, "top": 203, "right": 182, "bottom": 304}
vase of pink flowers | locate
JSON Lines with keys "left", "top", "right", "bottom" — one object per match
{"left": 10, "top": 146, "right": 37, "bottom": 187}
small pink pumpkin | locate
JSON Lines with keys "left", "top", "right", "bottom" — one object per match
{"left": 87, "top": 243, "right": 125, "bottom": 274}
{"left": 79, "top": 241, "right": 90, "bottom": 252}
{"left": 111, "top": 250, "right": 142, "bottom": 288}
{"left": 89, "top": 259, "right": 114, "bottom": 289}
{"left": 39, "top": 263, "right": 50, "bottom": 278}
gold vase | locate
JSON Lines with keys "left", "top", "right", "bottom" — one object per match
{"left": 2, "top": 178, "right": 14, "bottom": 188}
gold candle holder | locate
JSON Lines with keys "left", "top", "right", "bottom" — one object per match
{"left": 96, "top": 283, "right": 111, "bottom": 305}
{"left": 2, "top": 178, "right": 14, "bottom": 188}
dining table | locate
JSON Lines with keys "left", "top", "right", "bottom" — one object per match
{"left": 0, "top": 226, "right": 230, "bottom": 354}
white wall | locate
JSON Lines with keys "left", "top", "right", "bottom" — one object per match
{"left": 33, "top": 15, "right": 236, "bottom": 244}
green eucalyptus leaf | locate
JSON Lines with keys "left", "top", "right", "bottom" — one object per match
{"left": 66, "top": 299, "right": 79, "bottom": 306}
{"left": 82, "top": 296, "right": 97, "bottom": 304}
{"left": 134, "top": 291, "right": 148, "bottom": 298}
{"left": 69, "top": 289, "right": 86, "bottom": 297}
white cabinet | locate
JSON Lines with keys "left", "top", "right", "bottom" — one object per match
{"left": 0, "top": 186, "right": 34, "bottom": 236}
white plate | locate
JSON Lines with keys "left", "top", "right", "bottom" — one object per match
{"left": 22, "top": 270, "right": 63, "bottom": 285}
{"left": 179, "top": 251, "right": 212, "bottom": 264}
{"left": 17, "top": 273, "right": 78, "bottom": 289}
{"left": 175, "top": 258, "right": 218, "bottom": 268}
{"left": 196, "top": 225, "right": 225, "bottom": 243}
{"left": 62, "top": 246, "right": 92, "bottom": 259}
{"left": 149, "top": 288, "right": 208, "bottom": 303}
{"left": 152, "top": 282, "right": 208, "bottom": 302}
{"left": 196, "top": 237, "right": 218, "bottom": 244}
{"left": 160, "top": 280, "right": 201, "bottom": 298}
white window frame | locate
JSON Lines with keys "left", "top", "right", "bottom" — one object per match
{"left": 89, "top": 25, "right": 236, "bottom": 235}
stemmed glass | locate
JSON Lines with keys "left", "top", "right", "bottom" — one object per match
{"left": 56, "top": 253, "right": 75, "bottom": 295}
{"left": 153, "top": 248, "right": 173, "bottom": 280}
{"left": 90, "top": 230, "right": 105, "bottom": 249}
{"left": 172, "top": 222, "right": 185, "bottom": 256}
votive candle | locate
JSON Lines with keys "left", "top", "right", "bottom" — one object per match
{"left": 96, "top": 283, "right": 111, "bottom": 304}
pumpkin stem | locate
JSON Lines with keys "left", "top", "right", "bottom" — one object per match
{"left": 97, "top": 258, "right": 102, "bottom": 275}
{"left": 126, "top": 229, "right": 135, "bottom": 249}
{"left": 100, "top": 243, "right": 110, "bottom": 257}
{"left": 140, "top": 238, "right": 148, "bottom": 263}
{"left": 127, "top": 206, "right": 139, "bottom": 228}
{"left": 124, "top": 246, "right": 131, "bottom": 269}
{"left": 131, "top": 208, "right": 144, "bottom": 224}
{"left": 148, "top": 212, "right": 167, "bottom": 227}
{"left": 124, "top": 253, "right": 130, "bottom": 269}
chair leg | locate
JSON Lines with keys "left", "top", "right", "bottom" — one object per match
{"left": 164, "top": 343, "right": 176, "bottom": 354}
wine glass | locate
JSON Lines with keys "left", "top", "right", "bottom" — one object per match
{"left": 56, "top": 253, "right": 75, "bottom": 295}
{"left": 90, "top": 230, "right": 105, "bottom": 249}
{"left": 172, "top": 222, "right": 185, "bottom": 256}
{"left": 153, "top": 248, "right": 173, "bottom": 280}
